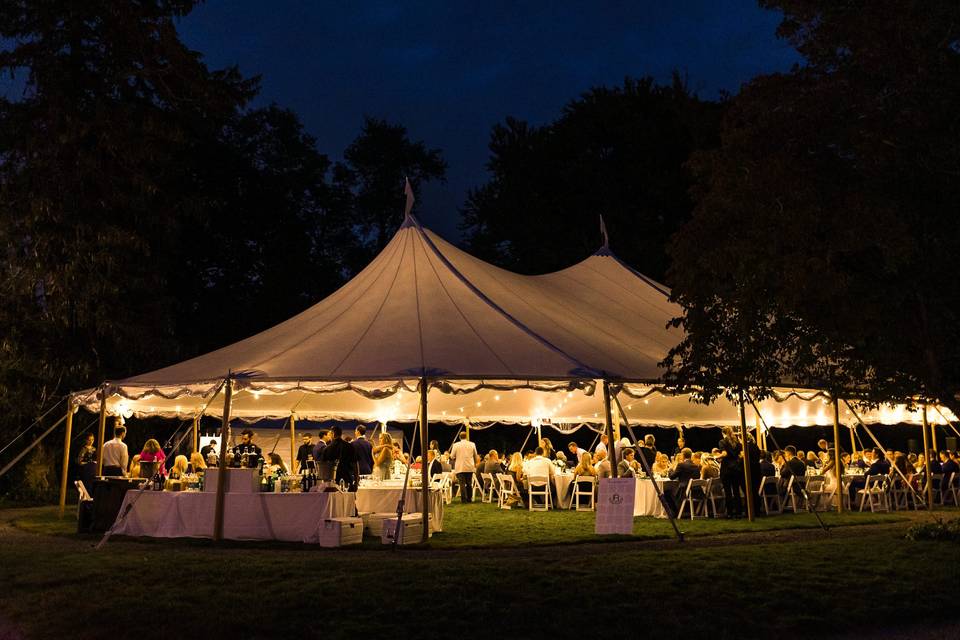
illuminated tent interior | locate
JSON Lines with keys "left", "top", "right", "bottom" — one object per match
{"left": 71, "top": 214, "right": 956, "bottom": 441}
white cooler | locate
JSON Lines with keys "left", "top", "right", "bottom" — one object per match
{"left": 381, "top": 513, "right": 433, "bottom": 545}
{"left": 361, "top": 512, "right": 396, "bottom": 538}
{"left": 318, "top": 517, "right": 363, "bottom": 548}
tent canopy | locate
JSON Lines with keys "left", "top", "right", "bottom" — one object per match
{"left": 73, "top": 216, "right": 950, "bottom": 429}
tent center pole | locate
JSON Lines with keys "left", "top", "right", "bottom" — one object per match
{"left": 420, "top": 376, "right": 430, "bottom": 543}
{"left": 213, "top": 375, "right": 233, "bottom": 542}
{"left": 95, "top": 386, "right": 107, "bottom": 476}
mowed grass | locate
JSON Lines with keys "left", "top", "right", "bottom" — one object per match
{"left": 1, "top": 503, "right": 957, "bottom": 639}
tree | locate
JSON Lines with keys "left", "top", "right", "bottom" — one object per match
{"left": 460, "top": 75, "right": 723, "bottom": 280}
{"left": 664, "top": 1, "right": 960, "bottom": 414}
{"left": 334, "top": 117, "right": 446, "bottom": 269}
{"left": 0, "top": 1, "right": 351, "bottom": 447}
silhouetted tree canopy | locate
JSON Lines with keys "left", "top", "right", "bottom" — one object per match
{"left": 665, "top": 1, "right": 960, "bottom": 414}
{"left": 460, "top": 75, "right": 723, "bottom": 280}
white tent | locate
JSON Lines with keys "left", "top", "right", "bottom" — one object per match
{"left": 72, "top": 214, "right": 953, "bottom": 430}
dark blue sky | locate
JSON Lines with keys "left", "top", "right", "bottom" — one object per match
{"left": 178, "top": 1, "right": 799, "bottom": 240}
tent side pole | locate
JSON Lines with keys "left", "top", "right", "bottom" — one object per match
{"left": 213, "top": 376, "right": 233, "bottom": 542}
{"left": 420, "top": 377, "right": 430, "bottom": 543}
{"left": 95, "top": 387, "right": 107, "bottom": 476}
{"left": 58, "top": 401, "right": 74, "bottom": 519}
{"left": 849, "top": 423, "right": 857, "bottom": 456}
{"left": 738, "top": 391, "right": 755, "bottom": 521}
{"left": 289, "top": 414, "right": 297, "bottom": 473}
{"left": 192, "top": 415, "right": 199, "bottom": 453}
{"left": 922, "top": 404, "right": 935, "bottom": 510}
{"left": 831, "top": 398, "right": 844, "bottom": 513}
{"left": 602, "top": 382, "right": 618, "bottom": 478}
{"left": 930, "top": 415, "right": 938, "bottom": 452}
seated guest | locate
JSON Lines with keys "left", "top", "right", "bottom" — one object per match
{"left": 594, "top": 450, "right": 612, "bottom": 478}
{"left": 617, "top": 448, "right": 641, "bottom": 477}
{"left": 780, "top": 446, "right": 807, "bottom": 481}
{"left": 651, "top": 452, "right": 670, "bottom": 477}
{"left": 187, "top": 452, "right": 206, "bottom": 474}
{"left": 699, "top": 455, "right": 720, "bottom": 480}
{"left": 101, "top": 424, "right": 129, "bottom": 477}
{"left": 128, "top": 454, "right": 142, "bottom": 479}
{"left": 849, "top": 447, "right": 890, "bottom": 502}
{"left": 412, "top": 456, "right": 423, "bottom": 471}
{"left": 139, "top": 439, "right": 167, "bottom": 476}
{"left": 759, "top": 451, "right": 777, "bottom": 477}
{"left": 539, "top": 438, "right": 555, "bottom": 460}
{"left": 840, "top": 452, "right": 851, "bottom": 468}
{"left": 426, "top": 449, "right": 443, "bottom": 479}
{"left": 167, "top": 455, "right": 189, "bottom": 481}
{"left": 669, "top": 448, "right": 700, "bottom": 503}
{"left": 940, "top": 450, "right": 958, "bottom": 498}
{"left": 554, "top": 451, "right": 568, "bottom": 468}
{"left": 806, "top": 451, "right": 820, "bottom": 469}
{"left": 927, "top": 450, "right": 943, "bottom": 474}
{"left": 573, "top": 452, "right": 597, "bottom": 478}
{"left": 526, "top": 446, "right": 557, "bottom": 503}
{"left": 637, "top": 435, "right": 657, "bottom": 473}
{"left": 440, "top": 452, "right": 452, "bottom": 472}
{"left": 850, "top": 451, "right": 866, "bottom": 469}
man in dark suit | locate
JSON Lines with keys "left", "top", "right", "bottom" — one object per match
{"left": 939, "top": 450, "right": 958, "bottom": 502}
{"left": 319, "top": 426, "right": 359, "bottom": 491}
{"left": 669, "top": 448, "right": 700, "bottom": 502}
{"left": 426, "top": 449, "right": 443, "bottom": 479}
{"left": 352, "top": 425, "right": 374, "bottom": 475}
{"left": 759, "top": 451, "right": 777, "bottom": 477}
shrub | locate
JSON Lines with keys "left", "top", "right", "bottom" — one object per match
{"left": 905, "top": 517, "right": 960, "bottom": 542}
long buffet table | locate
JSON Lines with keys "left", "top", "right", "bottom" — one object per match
{"left": 111, "top": 490, "right": 356, "bottom": 543}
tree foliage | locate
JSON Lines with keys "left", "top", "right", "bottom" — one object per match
{"left": 664, "top": 1, "right": 960, "bottom": 412}
{"left": 0, "top": 1, "right": 445, "bottom": 446}
{"left": 460, "top": 75, "right": 722, "bottom": 280}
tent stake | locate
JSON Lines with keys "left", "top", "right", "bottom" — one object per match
{"left": 58, "top": 400, "right": 74, "bottom": 519}
{"left": 213, "top": 375, "right": 233, "bottom": 542}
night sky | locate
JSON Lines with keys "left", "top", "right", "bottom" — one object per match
{"left": 178, "top": 1, "right": 800, "bottom": 240}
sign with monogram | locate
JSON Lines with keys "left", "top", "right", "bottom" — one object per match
{"left": 595, "top": 477, "right": 635, "bottom": 535}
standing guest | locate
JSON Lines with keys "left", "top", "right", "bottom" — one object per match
{"left": 567, "top": 441, "right": 588, "bottom": 463}
{"left": 426, "top": 449, "right": 443, "bottom": 479}
{"left": 372, "top": 433, "right": 394, "bottom": 480}
{"left": 450, "top": 431, "right": 479, "bottom": 503}
{"left": 637, "top": 435, "right": 658, "bottom": 474}
{"left": 295, "top": 433, "right": 314, "bottom": 473}
{"left": 429, "top": 439, "right": 440, "bottom": 453}
{"left": 312, "top": 429, "right": 331, "bottom": 462}
{"left": 744, "top": 434, "right": 762, "bottom": 500}
{"left": 200, "top": 439, "right": 218, "bottom": 463}
{"left": 672, "top": 434, "right": 686, "bottom": 457}
{"left": 319, "top": 426, "right": 360, "bottom": 490}
{"left": 76, "top": 433, "right": 97, "bottom": 493}
{"left": 140, "top": 439, "right": 167, "bottom": 476}
{"left": 716, "top": 426, "right": 743, "bottom": 518}
{"left": 267, "top": 452, "right": 287, "bottom": 475}
{"left": 817, "top": 439, "right": 830, "bottom": 455}
{"left": 540, "top": 438, "right": 555, "bottom": 460}
{"left": 352, "top": 425, "right": 374, "bottom": 476}
{"left": 230, "top": 430, "right": 262, "bottom": 468}
{"left": 101, "top": 425, "right": 129, "bottom": 477}
{"left": 823, "top": 448, "right": 845, "bottom": 498}
{"left": 595, "top": 434, "right": 609, "bottom": 458}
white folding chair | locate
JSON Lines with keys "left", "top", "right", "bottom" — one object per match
{"left": 758, "top": 475, "right": 782, "bottom": 515}
{"left": 784, "top": 476, "right": 808, "bottom": 513}
{"left": 497, "top": 473, "right": 521, "bottom": 509}
{"left": 527, "top": 475, "right": 552, "bottom": 511}
{"left": 857, "top": 474, "right": 890, "bottom": 512}
{"left": 943, "top": 473, "right": 959, "bottom": 506}
{"left": 472, "top": 474, "right": 483, "bottom": 502}
{"left": 926, "top": 473, "right": 944, "bottom": 506}
{"left": 480, "top": 472, "right": 499, "bottom": 503}
{"left": 678, "top": 479, "right": 709, "bottom": 519}
{"left": 706, "top": 478, "right": 725, "bottom": 517}
{"left": 804, "top": 475, "right": 826, "bottom": 511}
{"left": 889, "top": 476, "right": 916, "bottom": 510}
{"left": 570, "top": 475, "right": 596, "bottom": 511}
{"left": 74, "top": 480, "right": 93, "bottom": 519}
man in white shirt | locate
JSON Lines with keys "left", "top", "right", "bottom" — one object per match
{"left": 595, "top": 434, "right": 608, "bottom": 457}
{"left": 101, "top": 425, "right": 129, "bottom": 477}
{"left": 449, "top": 431, "right": 479, "bottom": 503}
{"left": 525, "top": 447, "right": 558, "bottom": 505}
{"left": 567, "top": 441, "right": 587, "bottom": 466}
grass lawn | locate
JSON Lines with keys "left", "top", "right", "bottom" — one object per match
{"left": 1, "top": 502, "right": 957, "bottom": 639}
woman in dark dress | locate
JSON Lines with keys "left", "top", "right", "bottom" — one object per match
{"left": 716, "top": 427, "right": 743, "bottom": 518}
{"left": 76, "top": 433, "right": 97, "bottom": 494}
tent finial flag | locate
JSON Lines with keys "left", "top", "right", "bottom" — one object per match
{"left": 404, "top": 176, "right": 415, "bottom": 218}
{"left": 599, "top": 215, "right": 609, "bottom": 250}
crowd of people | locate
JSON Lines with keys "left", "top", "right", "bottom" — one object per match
{"left": 77, "top": 421, "right": 960, "bottom": 513}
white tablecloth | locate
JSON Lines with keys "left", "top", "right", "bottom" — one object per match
{"left": 111, "top": 490, "right": 355, "bottom": 542}
{"left": 634, "top": 479, "right": 678, "bottom": 518}
{"left": 553, "top": 473, "right": 574, "bottom": 508}
{"left": 355, "top": 484, "right": 444, "bottom": 531}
